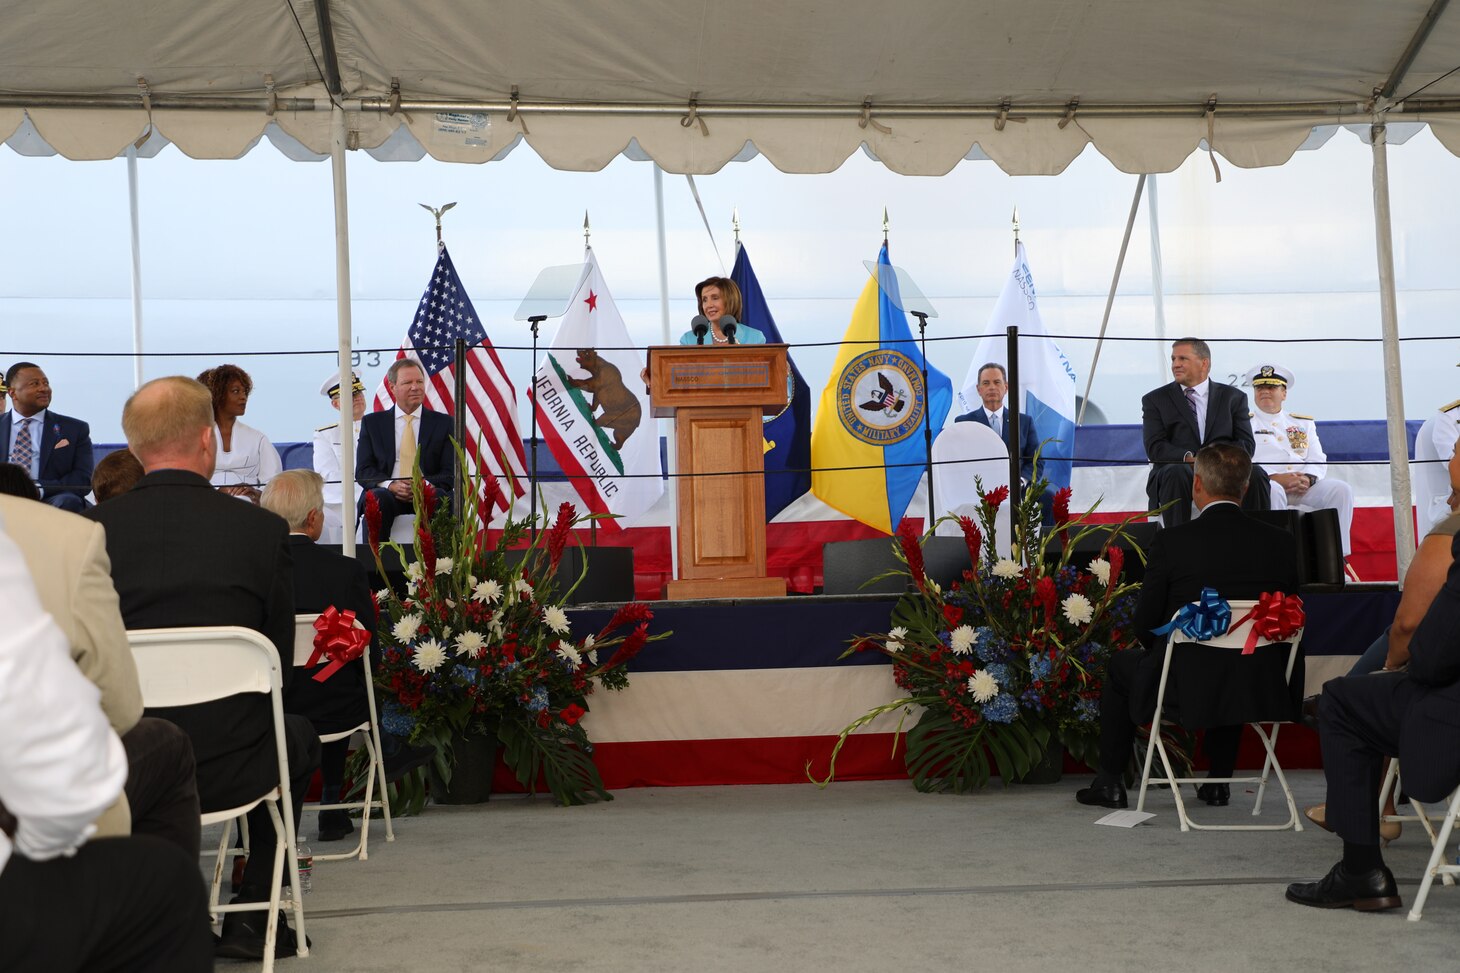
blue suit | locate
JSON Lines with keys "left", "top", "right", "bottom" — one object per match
{"left": 355, "top": 408, "right": 454, "bottom": 536}
{"left": 954, "top": 406, "right": 1039, "bottom": 485}
{"left": 678, "top": 323, "right": 766, "bottom": 345}
{"left": 1, "top": 409, "right": 93, "bottom": 511}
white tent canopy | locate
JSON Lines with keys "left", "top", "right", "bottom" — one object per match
{"left": 4, "top": 0, "right": 1460, "bottom": 173}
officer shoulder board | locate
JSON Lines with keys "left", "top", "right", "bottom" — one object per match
{"left": 1289, "top": 413, "right": 1313, "bottom": 421}
{"left": 316, "top": 422, "right": 339, "bottom": 432}
{"left": 1442, "top": 399, "right": 1460, "bottom": 414}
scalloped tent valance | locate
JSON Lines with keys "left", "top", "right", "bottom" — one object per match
{"left": 3, "top": 0, "right": 1459, "bottom": 173}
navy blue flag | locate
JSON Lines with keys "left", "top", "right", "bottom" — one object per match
{"left": 731, "top": 243, "right": 811, "bottom": 520}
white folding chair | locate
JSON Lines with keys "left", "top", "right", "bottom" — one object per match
{"left": 1408, "top": 784, "right": 1460, "bottom": 921}
{"left": 293, "top": 613, "right": 394, "bottom": 862}
{"left": 1136, "top": 600, "right": 1304, "bottom": 831}
{"left": 128, "top": 626, "right": 308, "bottom": 970}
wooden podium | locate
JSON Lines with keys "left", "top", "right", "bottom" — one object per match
{"left": 649, "top": 344, "right": 790, "bottom": 601}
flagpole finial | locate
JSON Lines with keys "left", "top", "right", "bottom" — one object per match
{"left": 583, "top": 211, "right": 591, "bottom": 250}
{"left": 420, "top": 202, "right": 457, "bottom": 249}
{"left": 732, "top": 207, "right": 740, "bottom": 244}
{"left": 882, "top": 206, "right": 889, "bottom": 243}
{"left": 1012, "top": 206, "right": 1020, "bottom": 252}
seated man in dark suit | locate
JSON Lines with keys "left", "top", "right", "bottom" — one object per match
{"left": 1287, "top": 530, "right": 1460, "bottom": 912}
{"left": 1076, "top": 443, "right": 1300, "bottom": 809}
{"left": 1143, "top": 338, "right": 1271, "bottom": 526}
{"left": 954, "top": 361, "right": 1054, "bottom": 522}
{"left": 261, "top": 469, "right": 373, "bottom": 844}
{"left": 356, "top": 358, "right": 454, "bottom": 539}
{"left": 86, "top": 376, "right": 320, "bottom": 961}
{"left": 2, "top": 361, "right": 94, "bottom": 513}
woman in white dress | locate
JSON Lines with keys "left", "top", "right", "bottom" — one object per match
{"left": 197, "top": 364, "right": 281, "bottom": 503}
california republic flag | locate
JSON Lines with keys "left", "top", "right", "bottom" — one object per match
{"left": 531, "top": 250, "right": 664, "bottom": 527}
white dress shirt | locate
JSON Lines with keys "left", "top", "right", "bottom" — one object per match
{"left": 0, "top": 525, "right": 127, "bottom": 876}
{"left": 984, "top": 406, "right": 1006, "bottom": 436}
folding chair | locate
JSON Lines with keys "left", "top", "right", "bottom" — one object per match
{"left": 128, "top": 626, "right": 308, "bottom": 970}
{"left": 1379, "top": 760, "right": 1452, "bottom": 853}
{"left": 1136, "top": 600, "right": 1304, "bottom": 831}
{"left": 1408, "top": 784, "right": 1460, "bottom": 921}
{"left": 293, "top": 613, "right": 394, "bottom": 862}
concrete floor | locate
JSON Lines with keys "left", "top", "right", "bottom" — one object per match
{"left": 236, "top": 772, "right": 1459, "bottom": 972}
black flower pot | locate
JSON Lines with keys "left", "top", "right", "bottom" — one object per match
{"left": 1019, "top": 740, "right": 1064, "bottom": 785}
{"left": 431, "top": 730, "right": 499, "bottom": 805}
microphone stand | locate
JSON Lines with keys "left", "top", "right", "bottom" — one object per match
{"left": 528, "top": 314, "right": 546, "bottom": 541}
{"left": 911, "top": 310, "right": 934, "bottom": 524}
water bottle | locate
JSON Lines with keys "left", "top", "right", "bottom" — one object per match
{"left": 295, "top": 842, "right": 314, "bottom": 894}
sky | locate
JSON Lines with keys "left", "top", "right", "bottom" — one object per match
{"left": 2, "top": 122, "right": 1458, "bottom": 447}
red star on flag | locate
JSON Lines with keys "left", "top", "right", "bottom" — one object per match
{"left": 584, "top": 290, "right": 598, "bottom": 311}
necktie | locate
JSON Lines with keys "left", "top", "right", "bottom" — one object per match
{"left": 9, "top": 417, "right": 34, "bottom": 470}
{"left": 990, "top": 411, "right": 1002, "bottom": 438}
{"left": 399, "top": 414, "right": 417, "bottom": 475}
{"left": 1184, "top": 386, "right": 1198, "bottom": 419}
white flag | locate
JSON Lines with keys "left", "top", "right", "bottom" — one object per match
{"left": 530, "top": 250, "right": 664, "bottom": 526}
{"left": 957, "top": 241, "right": 1077, "bottom": 489}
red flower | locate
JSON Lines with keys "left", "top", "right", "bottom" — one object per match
{"left": 1107, "top": 545, "right": 1124, "bottom": 586}
{"left": 364, "top": 490, "right": 383, "bottom": 553}
{"left": 597, "top": 602, "right": 654, "bottom": 641}
{"left": 536, "top": 710, "right": 552, "bottom": 729}
{"left": 984, "top": 484, "right": 1009, "bottom": 511}
{"left": 560, "top": 703, "right": 586, "bottom": 726}
{"left": 1035, "top": 576, "right": 1057, "bottom": 624}
{"left": 896, "top": 520, "right": 926, "bottom": 591}
{"left": 605, "top": 622, "right": 650, "bottom": 669}
{"left": 415, "top": 521, "right": 437, "bottom": 582}
{"left": 943, "top": 604, "right": 964, "bottom": 628}
{"left": 421, "top": 480, "right": 439, "bottom": 519}
{"left": 957, "top": 515, "right": 982, "bottom": 568}
{"left": 1052, "top": 487, "right": 1073, "bottom": 526}
{"left": 548, "top": 502, "right": 576, "bottom": 571}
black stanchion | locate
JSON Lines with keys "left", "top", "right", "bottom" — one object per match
{"left": 527, "top": 314, "right": 546, "bottom": 540}
{"left": 911, "top": 310, "right": 935, "bottom": 524}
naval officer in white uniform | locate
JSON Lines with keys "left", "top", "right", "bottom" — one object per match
{"left": 1247, "top": 363, "right": 1355, "bottom": 557}
{"left": 312, "top": 370, "right": 366, "bottom": 544}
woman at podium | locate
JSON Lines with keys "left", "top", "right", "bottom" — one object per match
{"left": 680, "top": 277, "right": 765, "bottom": 345}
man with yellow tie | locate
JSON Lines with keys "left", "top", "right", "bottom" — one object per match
{"left": 355, "top": 358, "right": 455, "bottom": 540}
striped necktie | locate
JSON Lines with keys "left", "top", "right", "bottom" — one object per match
{"left": 9, "top": 417, "right": 34, "bottom": 470}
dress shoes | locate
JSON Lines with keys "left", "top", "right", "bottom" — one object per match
{"left": 1285, "top": 861, "right": 1402, "bottom": 912}
{"left": 1075, "top": 779, "right": 1128, "bottom": 809}
{"left": 216, "top": 909, "right": 309, "bottom": 960}
{"left": 1196, "top": 782, "right": 1230, "bottom": 806}
{"left": 318, "top": 808, "right": 355, "bottom": 842}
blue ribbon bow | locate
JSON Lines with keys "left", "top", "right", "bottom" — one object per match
{"left": 1151, "top": 587, "right": 1231, "bottom": 641}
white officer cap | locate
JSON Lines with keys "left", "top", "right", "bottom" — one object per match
{"left": 1246, "top": 364, "right": 1294, "bottom": 390}
{"left": 320, "top": 370, "right": 365, "bottom": 399}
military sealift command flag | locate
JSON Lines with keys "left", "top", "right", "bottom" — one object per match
{"left": 958, "top": 241, "right": 1077, "bottom": 490}
{"left": 730, "top": 242, "right": 810, "bottom": 521}
{"left": 531, "top": 250, "right": 664, "bottom": 527}
{"left": 811, "top": 244, "right": 952, "bottom": 534}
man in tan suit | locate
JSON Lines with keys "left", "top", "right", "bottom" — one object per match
{"left": 0, "top": 495, "right": 199, "bottom": 857}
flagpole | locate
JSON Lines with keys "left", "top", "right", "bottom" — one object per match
{"left": 421, "top": 203, "right": 468, "bottom": 522}
{"left": 330, "top": 105, "right": 357, "bottom": 558}
{"left": 125, "top": 145, "right": 145, "bottom": 390}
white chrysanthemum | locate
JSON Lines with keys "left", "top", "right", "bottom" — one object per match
{"left": 391, "top": 613, "right": 423, "bottom": 644}
{"left": 1088, "top": 557, "right": 1111, "bottom": 586}
{"left": 375, "top": 588, "right": 392, "bottom": 604}
{"left": 413, "top": 638, "right": 446, "bottom": 672}
{"left": 968, "top": 669, "right": 1000, "bottom": 703}
{"left": 434, "top": 556, "right": 454, "bottom": 576}
{"left": 1062, "top": 593, "right": 1095, "bottom": 626}
{"left": 404, "top": 561, "right": 424, "bottom": 582}
{"left": 454, "top": 631, "right": 486, "bottom": 658}
{"left": 586, "top": 649, "right": 598, "bottom": 666}
{"left": 555, "top": 641, "right": 582, "bottom": 667}
{"left": 949, "top": 624, "right": 976, "bottom": 655}
{"left": 992, "top": 558, "right": 1020, "bottom": 579}
{"left": 543, "top": 605, "right": 570, "bottom": 634}
{"left": 471, "top": 579, "right": 502, "bottom": 604}
{"left": 886, "top": 626, "right": 909, "bottom": 652}
{"left": 514, "top": 578, "right": 534, "bottom": 600}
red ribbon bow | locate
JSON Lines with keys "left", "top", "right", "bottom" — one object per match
{"left": 1232, "top": 591, "right": 1305, "bottom": 655}
{"left": 309, "top": 606, "right": 370, "bottom": 682}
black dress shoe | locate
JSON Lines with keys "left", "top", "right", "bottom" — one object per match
{"left": 1196, "top": 782, "right": 1230, "bottom": 806}
{"left": 216, "top": 909, "right": 308, "bottom": 960}
{"left": 1286, "top": 861, "right": 1402, "bottom": 912}
{"left": 384, "top": 740, "right": 435, "bottom": 783}
{"left": 318, "top": 808, "right": 355, "bottom": 842}
{"left": 1300, "top": 694, "right": 1321, "bottom": 731}
{"left": 1075, "top": 780, "right": 1128, "bottom": 809}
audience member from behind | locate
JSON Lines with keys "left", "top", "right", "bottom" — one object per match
{"left": 0, "top": 490, "right": 200, "bottom": 861}
{"left": 0, "top": 527, "right": 213, "bottom": 972}
{"left": 91, "top": 447, "right": 145, "bottom": 504}
{"left": 2, "top": 361, "right": 94, "bottom": 512}
{"left": 86, "top": 376, "right": 319, "bottom": 960}
{"left": 0, "top": 461, "right": 40, "bottom": 501}
{"left": 1075, "top": 443, "right": 1300, "bottom": 810}
{"left": 198, "top": 363, "right": 282, "bottom": 503}
{"left": 261, "top": 469, "right": 374, "bottom": 843}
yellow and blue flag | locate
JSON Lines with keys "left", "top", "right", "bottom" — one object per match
{"left": 731, "top": 242, "right": 810, "bottom": 521}
{"left": 811, "top": 243, "right": 952, "bottom": 533}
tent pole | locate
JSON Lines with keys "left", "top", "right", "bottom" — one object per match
{"left": 331, "top": 105, "right": 358, "bottom": 558}
{"left": 654, "top": 162, "right": 680, "bottom": 580}
{"left": 1371, "top": 122, "right": 1416, "bottom": 582}
{"left": 126, "top": 145, "right": 145, "bottom": 390}
{"left": 1148, "top": 173, "right": 1168, "bottom": 373}
{"left": 1078, "top": 173, "right": 1145, "bottom": 425}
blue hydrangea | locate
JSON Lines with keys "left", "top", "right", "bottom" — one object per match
{"left": 1029, "top": 651, "right": 1054, "bottom": 682}
{"left": 1074, "top": 696, "right": 1100, "bottom": 723}
{"left": 453, "top": 664, "right": 478, "bottom": 684}
{"left": 974, "top": 627, "right": 1011, "bottom": 664}
{"left": 983, "top": 693, "right": 1019, "bottom": 724}
{"left": 380, "top": 702, "right": 417, "bottom": 737}
{"left": 1019, "top": 687, "right": 1048, "bottom": 713}
{"left": 984, "top": 663, "right": 1011, "bottom": 686}
{"left": 527, "top": 685, "right": 550, "bottom": 713}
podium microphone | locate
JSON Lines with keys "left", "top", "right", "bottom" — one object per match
{"left": 720, "top": 315, "right": 739, "bottom": 344}
{"left": 691, "top": 314, "right": 710, "bottom": 344}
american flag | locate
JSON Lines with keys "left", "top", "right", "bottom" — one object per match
{"left": 370, "top": 245, "right": 526, "bottom": 515}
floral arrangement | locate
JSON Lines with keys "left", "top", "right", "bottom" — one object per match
{"left": 364, "top": 451, "right": 665, "bottom": 806}
{"left": 816, "top": 467, "right": 1146, "bottom": 793}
